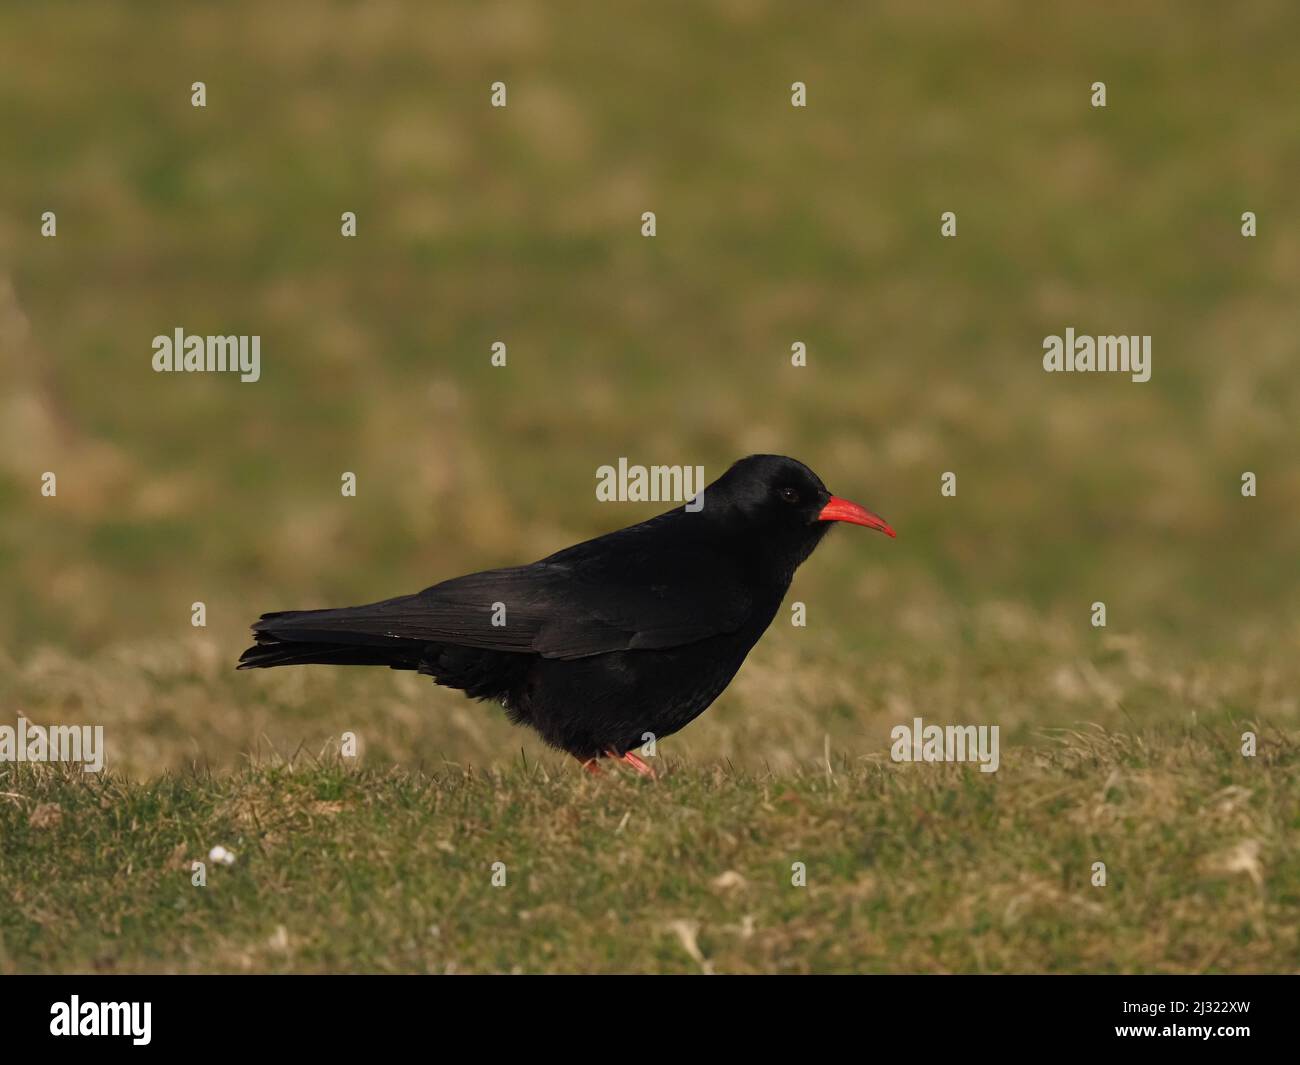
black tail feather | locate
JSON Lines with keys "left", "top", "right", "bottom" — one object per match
{"left": 236, "top": 606, "right": 528, "bottom": 705}
{"left": 237, "top": 632, "right": 421, "bottom": 671}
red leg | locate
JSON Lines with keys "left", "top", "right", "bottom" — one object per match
{"left": 575, "top": 754, "right": 604, "bottom": 775}
{"left": 607, "top": 748, "right": 657, "bottom": 779}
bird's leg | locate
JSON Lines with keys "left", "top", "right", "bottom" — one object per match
{"left": 576, "top": 754, "right": 604, "bottom": 776}
{"left": 619, "top": 750, "right": 656, "bottom": 778}
{"left": 607, "top": 748, "right": 657, "bottom": 780}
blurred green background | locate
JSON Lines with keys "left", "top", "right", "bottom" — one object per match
{"left": 1, "top": 1, "right": 1297, "bottom": 775}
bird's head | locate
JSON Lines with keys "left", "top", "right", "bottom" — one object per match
{"left": 700, "top": 454, "right": 894, "bottom": 571}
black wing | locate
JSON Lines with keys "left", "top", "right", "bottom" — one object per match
{"left": 251, "top": 523, "right": 754, "bottom": 661}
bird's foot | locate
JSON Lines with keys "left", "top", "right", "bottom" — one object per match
{"left": 606, "top": 748, "right": 657, "bottom": 780}
{"left": 576, "top": 755, "right": 604, "bottom": 776}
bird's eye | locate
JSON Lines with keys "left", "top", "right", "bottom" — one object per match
{"left": 779, "top": 487, "right": 800, "bottom": 504}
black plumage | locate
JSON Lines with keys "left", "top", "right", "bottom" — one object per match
{"left": 238, "top": 455, "right": 894, "bottom": 769}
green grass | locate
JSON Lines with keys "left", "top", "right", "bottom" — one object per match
{"left": 3, "top": 728, "right": 1295, "bottom": 974}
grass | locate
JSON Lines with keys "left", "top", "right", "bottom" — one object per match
{"left": 3, "top": 728, "right": 1295, "bottom": 974}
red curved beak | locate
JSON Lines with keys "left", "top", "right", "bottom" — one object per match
{"left": 817, "top": 495, "right": 896, "bottom": 538}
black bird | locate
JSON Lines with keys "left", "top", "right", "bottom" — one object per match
{"left": 238, "top": 455, "right": 894, "bottom": 775}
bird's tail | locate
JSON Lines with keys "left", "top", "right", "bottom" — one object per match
{"left": 237, "top": 603, "right": 532, "bottom": 707}
{"left": 236, "top": 605, "right": 422, "bottom": 671}
{"left": 236, "top": 637, "right": 418, "bottom": 670}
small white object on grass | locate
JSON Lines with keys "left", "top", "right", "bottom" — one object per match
{"left": 208, "top": 845, "right": 236, "bottom": 866}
